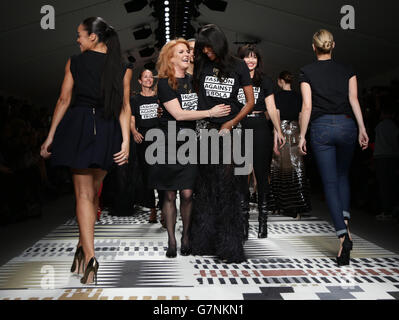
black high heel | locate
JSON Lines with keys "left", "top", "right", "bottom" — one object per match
{"left": 70, "top": 246, "right": 84, "bottom": 274}
{"left": 180, "top": 237, "right": 191, "bottom": 256}
{"left": 166, "top": 242, "right": 177, "bottom": 258}
{"left": 336, "top": 235, "right": 352, "bottom": 267}
{"left": 344, "top": 219, "right": 353, "bottom": 250}
{"left": 80, "top": 257, "right": 99, "bottom": 285}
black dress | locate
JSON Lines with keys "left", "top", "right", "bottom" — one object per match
{"left": 51, "top": 50, "right": 122, "bottom": 171}
{"left": 131, "top": 94, "right": 160, "bottom": 208}
{"left": 147, "top": 75, "right": 198, "bottom": 190}
{"left": 190, "top": 58, "right": 252, "bottom": 263}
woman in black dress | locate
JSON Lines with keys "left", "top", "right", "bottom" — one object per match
{"left": 131, "top": 69, "right": 160, "bottom": 223}
{"left": 149, "top": 38, "right": 231, "bottom": 258}
{"left": 236, "top": 45, "right": 285, "bottom": 239}
{"left": 268, "top": 71, "right": 312, "bottom": 218}
{"left": 298, "top": 29, "right": 369, "bottom": 266}
{"left": 190, "top": 24, "right": 255, "bottom": 263}
{"left": 40, "top": 17, "right": 132, "bottom": 284}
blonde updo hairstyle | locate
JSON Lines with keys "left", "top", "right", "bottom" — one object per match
{"left": 312, "top": 29, "right": 334, "bottom": 54}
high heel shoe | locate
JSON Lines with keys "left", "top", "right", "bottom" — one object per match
{"left": 336, "top": 235, "right": 352, "bottom": 267}
{"left": 166, "top": 243, "right": 177, "bottom": 258}
{"left": 180, "top": 237, "right": 191, "bottom": 256}
{"left": 70, "top": 246, "right": 84, "bottom": 274}
{"left": 80, "top": 257, "right": 99, "bottom": 285}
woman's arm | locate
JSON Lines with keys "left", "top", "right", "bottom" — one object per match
{"left": 349, "top": 76, "right": 369, "bottom": 150}
{"left": 163, "top": 99, "right": 230, "bottom": 121}
{"left": 114, "top": 68, "right": 133, "bottom": 165}
{"left": 298, "top": 82, "right": 312, "bottom": 155}
{"left": 219, "top": 85, "right": 254, "bottom": 132}
{"left": 266, "top": 95, "right": 285, "bottom": 147}
{"left": 130, "top": 115, "right": 144, "bottom": 144}
{"left": 40, "top": 59, "right": 74, "bottom": 158}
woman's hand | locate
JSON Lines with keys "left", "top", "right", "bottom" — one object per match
{"left": 276, "top": 131, "right": 286, "bottom": 149}
{"left": 359, "top": 127, "right": 369, "bottom": 150}
{"left": 298, "top": 136, "right": 307, "bottom": 155}
{"left": 210, "top": 104, "right": 231, "bottom": 118}
{"left": 133, "top": 130, "right": 144, "bottom": 144}
{"left": 218, "top": 120, "right": 234, "bottom": 135}
{"left": 273, "top": 131, "right": 280, "bottom": 156}
{"left": 113, "top": 140, "right": 130, "bottom": 166}
{"left": 157, "top": 107, "right": 163, "bottom": 118}
{"left": 40, "top": 136, "right": 53, "bottom": 159}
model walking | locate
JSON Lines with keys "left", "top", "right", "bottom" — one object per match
{"left": 40, "top": 17, "right": 132, "bottom": 284}
{"left": 298, "top": 29, "right": 369, "bottom": 266}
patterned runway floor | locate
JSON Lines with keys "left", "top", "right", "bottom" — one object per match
{"left": 0, "top": 203, "right": 398, "bottom": 300}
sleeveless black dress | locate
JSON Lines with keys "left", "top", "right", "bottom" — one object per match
{"left": 51, "top": 50, "right": 122, "bottom": 171}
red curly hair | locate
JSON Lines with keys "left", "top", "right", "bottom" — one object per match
{"left": 156, "top": 38, "right": 189, "bottom": 90}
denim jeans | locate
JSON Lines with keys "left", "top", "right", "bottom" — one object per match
{"left": 310, "top": 114, "right": 357, "bottom": 237}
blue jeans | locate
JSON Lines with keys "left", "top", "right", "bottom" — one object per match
{"left": 310, "top": 114, "right": 357, "bottom": 238}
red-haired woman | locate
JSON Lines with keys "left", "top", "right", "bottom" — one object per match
{"left": 148, "top": 38, "right": 230, "bottom": 258}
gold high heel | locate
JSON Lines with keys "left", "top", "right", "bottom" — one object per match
{"left": 80, "top": 257, "right": 99, "bottom": 285}
{"left": 70, "top": 246, "right": 84, "bottom": 274}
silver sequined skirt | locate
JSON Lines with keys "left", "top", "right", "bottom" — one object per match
{"left": 268, "top": 120, "right": 312, "bottom": 216}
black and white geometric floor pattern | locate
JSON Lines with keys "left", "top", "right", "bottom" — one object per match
{"left": 0, "top": 202, "right": 398, "bottom": 300}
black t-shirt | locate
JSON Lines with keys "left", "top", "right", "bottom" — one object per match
{"left": 157, "top": 74, "right": 198, "bottom": 129}
{"left": 130, "top": 94, "right": 159, "bottom": 128}
{"left": 274, "top": 90, "right": 302, "bottom": 121}
{"left": 299, "top": 59, "right": 355, "bottom": 121}
{"left": 237, "top": 76, "right": 274, "bottom": 113}
{"left": 198, "top": 58, "right": 252, "bottom": 123}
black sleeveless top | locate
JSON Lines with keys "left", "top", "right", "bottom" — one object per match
{"left": 70, "top": 50, "right": 107, "bottom": 108}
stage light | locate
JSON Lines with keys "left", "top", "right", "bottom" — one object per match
{"left": 124, "top": 0, "right": 148, "bottom": 13}
{"left": 164, "top": 0, "right": 169, "bottom": 4}
{"left": 139, "top": 46, "right": 155, "bottom": 57}
{"left": 133, "top": 25, "right": 152, "bottom": 40}
{"left": 202, "top": 0, "right": 227, "bottom": 12}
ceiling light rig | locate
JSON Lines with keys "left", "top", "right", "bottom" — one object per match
{"left": 126, "top": 1, "right": 229, "bottom": 49}
{"left": 150, "top": 0, "right": 201, "bottom": 48}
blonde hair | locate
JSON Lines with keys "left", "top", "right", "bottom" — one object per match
{"left": 156, "top": 38, "right": 189, "bottom": 90}
{"left": 312, "top": 29, "right": 334, "bottom": 54}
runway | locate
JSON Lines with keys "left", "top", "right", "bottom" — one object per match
{"left": 0, "top": 203, "right": 398, "bottom": 300}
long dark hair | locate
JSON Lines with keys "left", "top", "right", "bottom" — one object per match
{"left": 81, "top": 17, "right": 124, "bottom": 119}
{"left": 193, "top": 24, "right": 235, "bottom": 92}
{"left": 237, "top": 44, "right": 264, "bottom": 87}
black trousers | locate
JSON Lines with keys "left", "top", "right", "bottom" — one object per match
{"left": 240, "top": 115, "right": 273, "bottom": 197}
{"left": 374, "top": 157, "right": 399, "bottom": 213}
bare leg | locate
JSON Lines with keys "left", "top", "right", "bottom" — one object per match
{"left": 72, "top": 168, "right": 106, "bottom": 266}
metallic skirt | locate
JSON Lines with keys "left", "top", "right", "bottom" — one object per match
{"left": 268, "top": 120, "right": 312, "bottom": 216}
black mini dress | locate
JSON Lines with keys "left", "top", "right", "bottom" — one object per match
{"left": 51, "top": 50, "right": 123, "bottom": 171}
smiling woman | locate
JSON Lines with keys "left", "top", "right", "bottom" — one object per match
{"left": 39, "top": 17, "right": 132, "bottom": 285}
{"left": 147, "top": 38, "right": 230, "bottom": 259}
